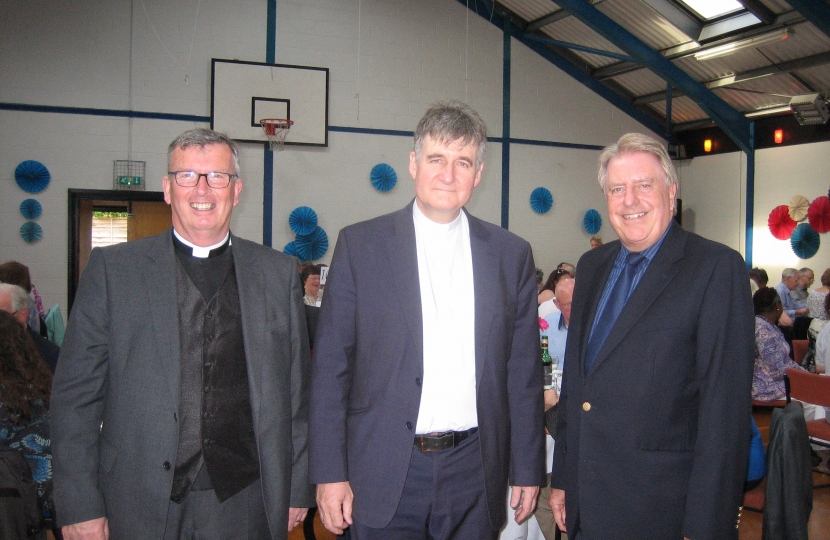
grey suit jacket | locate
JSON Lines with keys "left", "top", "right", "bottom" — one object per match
{"left": 52, "top": 229, "right": 313, "bottom": 539}
{"left": 309, "top": 202, "right": 546, "bottom": 530}
{"left": 551, "top": 224, "right": 754, "bottom": 540}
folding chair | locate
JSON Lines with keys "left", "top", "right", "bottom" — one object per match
{"left": 785, "top": 367, "right": 830, "bottom": 450}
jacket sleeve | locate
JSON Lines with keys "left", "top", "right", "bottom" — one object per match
{"left": 308, "top": 229, "right": 355, "bottom": 484}
{"left": 51, "top": 248, "right": 111, "bottom": 526}
{"left": 288, "top": 258, "right": 315, "bottom": 507}
{"left": 506, "top": 244, "right": 546, "bottom": 487}
{"left": 682, "top": 250, "right": 754, "bottom": 540}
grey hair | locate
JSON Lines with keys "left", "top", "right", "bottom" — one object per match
{"left": 782, "top": 268, "right": 799, "bottom": 280}
{"left": 0, "top": 283, "right": 30, "bottom": 312}
{"left": 597, "top": 133, "right": 677, "bottom": 193}
{"left": 167, "top": 128, "right": 241, "bottom": 176}
{"left": 799, "top": 267, "right": 813, "bottom": 275}
{"left": 413, "top": 101, "right": 487, "bottom": 167}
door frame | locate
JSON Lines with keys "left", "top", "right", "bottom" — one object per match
{"left": 67, "top": 189, "right": 166, "bottom": 312}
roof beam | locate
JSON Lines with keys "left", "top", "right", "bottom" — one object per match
{"left": 737, "top": 0, "right": 776, "bottom": 25}
{"left": 457, "top": 0, "right": 667, "bottom": 137}
{"left": 640, "top": 0, "right": 701, "bottom": 41}
{"left": 549, "top": 0, "right": 752, "bottom": 153}
{"left": 786, "top": 0, "right": 830, "bottom": 40}
{"left": 592, "top": 10, "right": 805, "bottom": 80}
{"left": 631, "top": 50, "right": 830, "bottom": 105}
{"left": 525, "top": 0, "right": 606, "bottom": 33}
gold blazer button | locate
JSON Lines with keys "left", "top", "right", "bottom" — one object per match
{"left": 582, "top": 402, "right": 591, "bottom": 411}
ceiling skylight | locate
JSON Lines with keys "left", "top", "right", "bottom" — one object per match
{"left": 679, "top": 0, "right": 743, "bottom": 20}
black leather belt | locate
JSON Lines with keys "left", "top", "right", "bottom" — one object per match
{"left": 414, "top": 427, "right": 478, "bottom": 452}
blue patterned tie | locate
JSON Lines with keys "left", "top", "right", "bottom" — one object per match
{"left": 584, "top": 252, "right": 645, "bottom": 374}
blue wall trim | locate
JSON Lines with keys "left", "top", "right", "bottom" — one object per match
{"left": 0, "top": 102, "right": 209, "bottom": 122}
{"left": 510, "top": 138, "right": 603, "bottom": 151}
{"left": 329, "top": 126, "right": 414, "bottom": 137}
{"left": 263, "top": 0, "right": 277, "bottom": 246}
{"left": 502, "top": 19, "right": 512, "bottom": 230}
{"left": 745, "top": 122, "right": 755, "bottom": 268}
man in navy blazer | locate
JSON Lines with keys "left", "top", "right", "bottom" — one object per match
{"left": 549, "top": 133, "right": 754, "bottom": 539}
{"left": 310, "top": 102, "right": 545, "bottom": 539}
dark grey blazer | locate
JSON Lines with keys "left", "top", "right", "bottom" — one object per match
{"left": 51, "top": 229, "right": 313, "bottom": 539}
{"left": 551, "top": 224, "right": 755, "bottom": 540}
{"left": 308, "top": 202, "right": 546, "bottom": 530}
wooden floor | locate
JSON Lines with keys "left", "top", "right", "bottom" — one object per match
{"left": 292, "top": 411, "right": 830, "bottom": 540}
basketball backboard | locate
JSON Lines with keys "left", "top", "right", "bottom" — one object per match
{"left": 211, "top": 59, "right": 329, "bottom": 147}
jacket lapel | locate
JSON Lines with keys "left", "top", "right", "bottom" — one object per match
{"left": 588, "top": 225, "right": 686, "bottom": 373}
{"left": 145, "top": 230, "right": 183, "bottom": 407}
{"left": 387, "top": 203, "right": 424, "bottom": 367}
{"left": 468, "top": 211, "right": 498, "bottom": 385}
{"left": 231, "top": 235, "right": 265, "bottom": 419}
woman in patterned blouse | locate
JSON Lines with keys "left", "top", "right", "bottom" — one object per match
{"left": 0, "top": 310, "right": 53, "bottom": 518}
{"left": 752, "top": 288, "right": 804, "bottom": 401}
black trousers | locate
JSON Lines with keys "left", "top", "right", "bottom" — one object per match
{"left": 352, "top": 432, "right": 497, "bottom": 540}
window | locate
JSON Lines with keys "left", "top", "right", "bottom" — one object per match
{"left": 678, "top": 0, "right": 742, "bottom": 20}
{"left": 92, "top": 211, "right": 128, "bottom": 248}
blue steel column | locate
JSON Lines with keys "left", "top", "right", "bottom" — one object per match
{"left": 665, "top": 82, "right": 672, "bottom": 140}
{"left": 745, "top": 122, "right": 755, "bottom": 268}
{"left": 501, "top": 18, "right": 511, "bottom": 230}
{"left": 263, "top": 0, "right": 277, "bottom": 247}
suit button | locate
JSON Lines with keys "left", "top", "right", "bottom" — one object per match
{"left": 582, "top": 402, "right": 591, "bottom": 411}
{"left": 163, "top": 461, "right": 171, "bottom": 471}
{"left": 406, "top": 421, "right": 412, "bottom": 430}
{"left": 415, "top": 378, "right": 422, "bottom": 386}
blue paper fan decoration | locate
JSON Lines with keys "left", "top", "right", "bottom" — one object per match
{"left": 791, "top": 223, "right": 820, "bottom": 259}
{"left": 283, "top": 241, "right": 300, "bottom": 258}
{"left": 20, "top": 222, "right": 43, "bottom": 243}
{"left": 19, "top": 199, "right": 42, "bottom": 219}
{"left": 15, "top": 160, "right": 51, "bottom": 193}
{"left": 530, "top": 187, "right": 553, "bottom": 214}
{"left": 583, "top": 209, "right": 602, "bottom": 234}
{"left": 289, "top": 206, "right": 318, "bottom": 236}
{"left": 370, "top": 163, "right": 397, "bottom": 192}
{"left": 295, "top": 227, "right": 329, "bottom": 261}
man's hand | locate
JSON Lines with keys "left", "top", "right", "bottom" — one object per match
{"left": 778, "top": 311, "right": 793, "bottom": 326}
{"left": 62, "top": 517, "right": 109, "bottom": 540}
{"left": 796, "top": 307, "right": 809, "bottom": 316}
{"left": 550, "top": 488, "right": 566, "bottom": 532}
{"left": 288, "top": 508, "right": 308, "bottom": 532}
{"left": 544, "top": 389, "right": 559, "bottom": 410}
{"left": 316, "top": 481, "right": 354, "bottom": 535}
{"left": 509, "top": 485, "right": 540, "bottom": 524}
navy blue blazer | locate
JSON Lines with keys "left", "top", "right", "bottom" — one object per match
{"left": 309, "top": 202, "right": 546, "bottom": 530}
{"left": 551, "top": 224, "right": 754, "bottom": 540}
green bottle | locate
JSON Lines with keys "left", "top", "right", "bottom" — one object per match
{"left": 541, "top": 335, "right": 553, "bottom": 389}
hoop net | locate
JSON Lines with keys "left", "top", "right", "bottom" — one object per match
{"left": 260, "top": 118, "right": 294, "bottom": 151}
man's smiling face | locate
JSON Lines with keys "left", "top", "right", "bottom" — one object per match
{"left": 605, "top": 151, "right": 676, "bottom": 252}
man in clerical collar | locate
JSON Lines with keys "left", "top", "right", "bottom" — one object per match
{"left": 52, "top": 128, "right": 313, "bottom": 540}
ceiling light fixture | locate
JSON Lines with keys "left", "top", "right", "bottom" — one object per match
{"left": 790, "top": 94, "right": 830, "bottom": 126}
{"left": 694, "top": 28, "right": 790, "bottom": 61}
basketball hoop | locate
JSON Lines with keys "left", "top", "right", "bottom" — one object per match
{"left": 260, "top": 118, "right": 294, "bottom": 151}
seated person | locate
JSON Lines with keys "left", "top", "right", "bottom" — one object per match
{"left": 807, "top": 268, "right": 830, "bottom": 320}
{"left": 0, "top": 284, "right": 59, "bottom": 373}
{"left": 301, "top": 264, "right": 321, "bottom": 306}
{"left": 0, "top": 310, "right": 53, "bottom": 526}
{"left": 753, "top": 288, "right": 804, "bottom": 401}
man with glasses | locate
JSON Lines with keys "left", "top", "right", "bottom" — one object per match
{"left": 52, "top": 128, "right": 312, "bottom": 540}
{"left": 792, "top": 267, "right": 814, "bottom": 302}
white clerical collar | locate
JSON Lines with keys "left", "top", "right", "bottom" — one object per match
{"left": 173, "top": 229, "right": 231, "bottom": 258}
{"left": 412, "top": 201, "right": 464, "bottom": 233}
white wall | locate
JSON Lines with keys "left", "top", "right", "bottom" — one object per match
{"left": 5, "top": 0, "right": 793, "bottom": 318}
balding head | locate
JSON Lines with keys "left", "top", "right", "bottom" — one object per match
{"left": 0, "top": 283, "right": 30, "bottom": 327}
{"left": 553, "top": 277, "right": 575, "bottom": 326}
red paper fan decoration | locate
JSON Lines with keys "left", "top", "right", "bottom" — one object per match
{"left": 769, "top": 205, "right": 797, "bottom": 240}
{"left": 808, "top": 196, "right": 830, "bottom": 233}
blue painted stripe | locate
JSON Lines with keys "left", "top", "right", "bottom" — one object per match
{"left": 263, "top": 0, "right": 277, "bottom": 247}
{"left": 329, "top": 125, "right": 414, "bottom": 137}
{"left": 0, "top": 102, "right": 209, "bottom": 122}
{"left": 263, "top": 147, "right": 274, "bottom": 248}
{"left": 1, "top": 103, "right": 603, "bottom": 150}
{"left": 502, "top": 19, "right": 512, "bottom": 230}
{"left": 510, "top": 138, "right": 604, "bottom": 151}
{"left": 745, "top": 123, "right": 755, "bottom": 268}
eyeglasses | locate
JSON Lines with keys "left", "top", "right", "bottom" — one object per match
{"left": 168, "top": 171, "right": 237, "bottom": 188}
